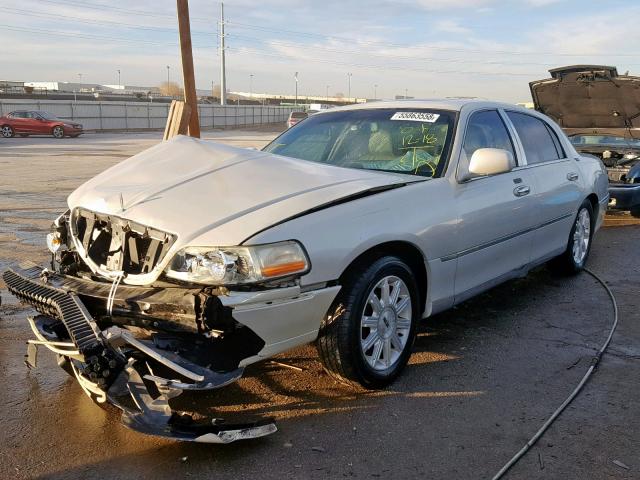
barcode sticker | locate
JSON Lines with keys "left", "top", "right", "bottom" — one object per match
{"left": 390, "top": 112, "right": 440, "bottom": 122}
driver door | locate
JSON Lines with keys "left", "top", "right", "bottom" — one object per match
{"left": 452, "top": 109, "right": 538, "bottom": 303}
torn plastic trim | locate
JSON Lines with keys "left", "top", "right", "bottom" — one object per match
{"left": 109, "top": 360, "right": 276, "bottom": 443}
{"left": 20, "top": 314, "right": 277, "bottom": 443}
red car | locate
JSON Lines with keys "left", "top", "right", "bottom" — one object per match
{"left": 0, "top": 110, "right": 83, "bottom": 139}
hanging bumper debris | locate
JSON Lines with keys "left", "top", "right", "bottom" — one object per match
{"left": 3, "top": 264, "right": 276, "bottom": 443}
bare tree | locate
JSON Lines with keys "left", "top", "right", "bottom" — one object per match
{"left": 158, "top": 81, "right": 183, "bottom": 97}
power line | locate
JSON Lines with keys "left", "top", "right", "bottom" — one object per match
{"left": 228, "top": 20, "right": 640, "bottom": 58}
{"left": 227, "top": 33, "right": 565, "bottom": 67}
{"left": 224, "top": 47, "right": 540, "bottom": 77}
{"left": 33, "top": 0, "right": 177, "bottom": 19}
{"left": 4, "top": 7, "right": 216, "bottom": 36}
{"left": 0, "top": 24, "right": 183, "bottom": 47}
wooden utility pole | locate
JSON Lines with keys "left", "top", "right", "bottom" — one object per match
{"left": 176, "top": 0, "right": 200, "bottom": 137}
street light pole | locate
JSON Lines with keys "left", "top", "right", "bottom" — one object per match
{"left": 166, "top": 65, "right": 170, "bottom": 85}
{"left": 374, "top": 84, "right": 378, "bottom": 100}
{"left": 347, "top": 72, "right": 352, "bottom": 103}
{"left": 405, "top": 88, "right": 408, "bottom": 99}
{"left": 117, "top": 69, "right": 121, "bottom": 88}
{"left": 219, "top": 2, "right": 227, "bottom": 105}
{"left": 249, "top": 74, "right": 253, "bottom": 99}
{"left": 326, "top": 84, "right": 330, "bottom": 101}
{"left": 294, "top": 72, "right": 298, "bottom": 106}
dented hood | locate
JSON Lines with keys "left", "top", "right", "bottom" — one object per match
{"left": 530, "top": 65, "right": 640, "bottom": 129}
{"left": 68, "top": 135, "right": 422, "bottom": 247}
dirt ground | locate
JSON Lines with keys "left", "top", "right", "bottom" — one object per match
{"left": 0, "top": 130, "right": 638, "bottom": 480}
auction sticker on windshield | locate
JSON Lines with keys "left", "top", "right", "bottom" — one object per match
{"left": 390, "top": 112, "right": 440, "bottom": 122}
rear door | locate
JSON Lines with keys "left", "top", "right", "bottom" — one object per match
{"left": 452, "top": 109, "right": 538, "bottom": 302}
{"left": 505, "top": 111, "right": 583, "bottom": 262}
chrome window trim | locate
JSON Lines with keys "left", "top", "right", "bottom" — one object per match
{"left": 498, "top": 108, "right": 527, "bottom": 166}
{"left": 512, "top": 157, "right": 572, "bottom": 172}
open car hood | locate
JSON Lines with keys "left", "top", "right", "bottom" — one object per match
{"left": 68, "top": 135, "right": 423, "bottom": 248}
{"left": 530, "top": 65, "right": 640, "bottom": 130}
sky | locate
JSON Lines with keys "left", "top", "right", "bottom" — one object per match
{"left": 1, "top": 0, "right": 639, "bottom": 102}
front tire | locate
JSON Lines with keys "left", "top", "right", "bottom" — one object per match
{"left": 317, "top": 256, "right": 419, "bottom": 389}
{"left": 1, "top": 125, "right": 14, "bottom": 138}
{"left": 52, "top": 126, "right": 65, "bottom": 139}
{"left": 550, "top": 200, "right": 593, "bottom": 274}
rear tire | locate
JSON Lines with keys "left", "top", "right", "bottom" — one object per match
{"left": 52, "top": 126, "right": 65, "bottom": 139}
{"left": 549, "top": 200, "right": 593, "bottom": 274}
{"left": 316, "top": 256, "right": 419, "bottom": 389}
{"left": 1, "top": 125, "right": 14, "bottom": 138}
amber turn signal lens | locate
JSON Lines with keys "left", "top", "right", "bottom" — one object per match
{"left": 261, "top": 260, "right": 307, "bottom": 278}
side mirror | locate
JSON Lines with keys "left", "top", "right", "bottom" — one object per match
{"left": 468, "top": 148, "right": 513, "bottom": 177}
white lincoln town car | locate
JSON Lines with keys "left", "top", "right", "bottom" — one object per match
{"left": 3, "top": 99, "right": 609, "bottom": 442}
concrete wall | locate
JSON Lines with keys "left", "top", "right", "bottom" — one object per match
{"left": 0, "top": 100, "right": 302, "bottom": 131}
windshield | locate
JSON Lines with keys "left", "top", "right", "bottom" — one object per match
{"left": 264, "top": 108, "right": 456, "bottom": 177}
{"left": 35, "top": 111, "right": 59, "bottom": 120}
{"left": 569, "top": 134, "right": 640, "bottom": 149}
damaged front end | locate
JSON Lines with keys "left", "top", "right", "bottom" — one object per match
{"left": 3, "top": 210, "right": 279, "bottom": 443}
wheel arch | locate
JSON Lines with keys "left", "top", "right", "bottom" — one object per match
{"left": 585, "top": 193, "right": 599, "bottom": 224}
{"left": 338, "top": 240, "right": 428, "bottom": 315}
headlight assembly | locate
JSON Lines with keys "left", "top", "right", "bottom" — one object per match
{"left": 165, "top": 241, "right": 310, "bottom": 286}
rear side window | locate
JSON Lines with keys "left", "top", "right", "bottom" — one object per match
{"left": 507, "top": 112, "right": 565, "bottom": 165}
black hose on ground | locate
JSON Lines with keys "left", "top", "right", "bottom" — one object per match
{"left": 491, "top": 268, "right": 619, "bottom": 480}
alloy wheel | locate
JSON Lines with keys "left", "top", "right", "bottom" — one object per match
{"left": 360, "top": 275, "right": 412, "bottom": 371}
{"left": 572, "top": 208, "right": 591, "bottom": 264}
{"left": 1, "top": 126, "right": 13, "bottom": 138}
{"left": 53, "top": 126, "right": 64, "bottom": 138}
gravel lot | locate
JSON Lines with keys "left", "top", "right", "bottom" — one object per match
{"left": 0, "top": 130, "right": 638, "bottom": 479}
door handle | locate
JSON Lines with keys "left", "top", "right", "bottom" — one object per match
{"left": 567, "top": 172, "right": 579, "bottom": 181}
{"left": 513, "top": 185, "right": 530, "bottom": 197}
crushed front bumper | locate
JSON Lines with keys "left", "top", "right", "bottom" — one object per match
{"left": 2, "top": 264, "right": 279, "bottom": 443}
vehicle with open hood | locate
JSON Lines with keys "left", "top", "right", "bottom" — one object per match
{"left": 3, "top": 99, "right": 608, "bottom": 443}
{"left": 530, "top": 65, "right": 640, "bottom": 216}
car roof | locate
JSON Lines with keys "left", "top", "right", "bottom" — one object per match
{"left": 314, "top": 98, "right": 527, "bottom": 114}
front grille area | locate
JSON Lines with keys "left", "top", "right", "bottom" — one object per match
{"left": 73, "top": 208, "right": 177, "bottom": 275}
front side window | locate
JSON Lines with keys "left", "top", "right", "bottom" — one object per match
{"left": 507, "top": 112, "right": 564, "bottom": 164}
{"left": 35, "top": 111, "right": 59, "bottom": 120}
{"left": 462, "top": 110, "right": 516, "bottom": 162}
{"left": 264, "top": 108, "right": 456, "bottom": 177}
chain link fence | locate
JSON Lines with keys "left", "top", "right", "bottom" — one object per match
{"left": 0, "top": 100, "right": 302, "bottom": 131}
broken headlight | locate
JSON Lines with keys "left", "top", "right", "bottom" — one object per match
{"left": 165, "top": 241, "right": 310, "bottom": 286}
